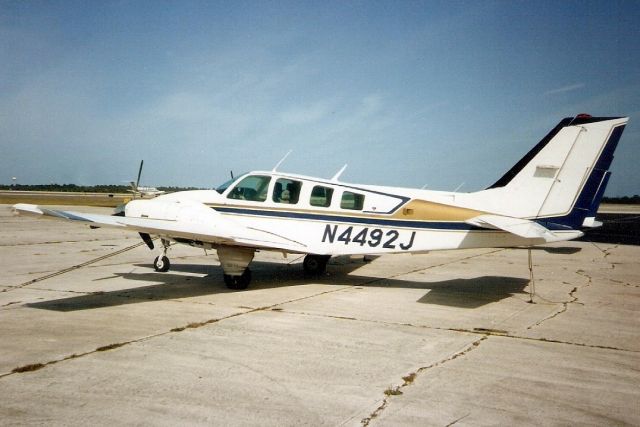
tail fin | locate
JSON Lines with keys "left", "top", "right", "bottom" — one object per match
{"left": 477, "top": 115, "right": 628, "bottom": 230}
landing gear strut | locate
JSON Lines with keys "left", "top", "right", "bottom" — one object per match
{"left": 303, "top": 255, "right": 331, "bottom": 276}
{"left": 154, "top": 239, "right": 171, "bottom": 272}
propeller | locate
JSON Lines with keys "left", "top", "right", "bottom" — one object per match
{"left": 134, "top": 160, "right": 144, "bottom": 195}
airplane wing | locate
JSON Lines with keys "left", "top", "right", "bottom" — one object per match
{"left": 465, "top": 214, "right": 574, "bottom": 242}
{"left": 11, "top": 203, "right": 307, "bottom": 253}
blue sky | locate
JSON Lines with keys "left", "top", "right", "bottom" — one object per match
{"left": 1, "top": 0, "right": 639, "bottom": 195}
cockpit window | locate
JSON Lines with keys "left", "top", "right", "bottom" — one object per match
{"left": 227, "top": 175, "right": 271, "bottom": 202}
{"left": 273, "top": 178, "right": 302, "bottom": 204}
{"left": 340, "top": 191, "right": 365, "bottom": 210}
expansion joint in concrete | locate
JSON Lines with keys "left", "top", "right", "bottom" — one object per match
{"left": 0, "top": 285, "right": 353, "bottom": 380}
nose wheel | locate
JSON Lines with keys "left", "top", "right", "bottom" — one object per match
{"left": 153, "top": 239, "right": 171, "bottom": 272}
{"left": 154, "top": 255, "right": 170, "bottom": 272}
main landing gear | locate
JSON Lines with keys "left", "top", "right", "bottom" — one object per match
{"left": 223, "top": 268, "right": 252, "bottom": 290}
{"left": 217, "top": 246, "right": 255, "bottom": 290}
{"left": 148, "top": 241, "right": 331, "bottom": 290}
{"left": 303, "top": 254, "right": 331, "bottom": 276}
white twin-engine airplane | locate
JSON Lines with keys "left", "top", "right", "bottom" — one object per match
{"left": 13, "top": 115, "right": 628, "bottom": 290}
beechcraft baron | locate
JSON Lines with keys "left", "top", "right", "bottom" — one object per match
{"left": 13, "top": 115, "right": 628, "bottom": 289}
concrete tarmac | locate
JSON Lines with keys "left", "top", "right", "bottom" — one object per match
{"left": 1, "top": 205, "right": 639, "bottom": 426}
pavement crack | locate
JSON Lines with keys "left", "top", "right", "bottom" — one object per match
{"left": 277, "top": 309, "right": 640, "bottom": 353}
{"left": 446, "top": 413, "right": 470, "bottom": 426}
{"left": 0, "top": 300, "right": 22, "bottom": 308}
{"left": 527, "top": 285, "right": 581, "bottom": 330}
{"left": 361, "top": 336, "right": 488, "bottom": 426}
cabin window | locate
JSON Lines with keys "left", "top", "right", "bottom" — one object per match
{"left": 227, "top": 175, "right": 271, "bottom": 202}
{"left": 340, "top": 191, "right": 365, "bottom": 210}
{"left": 273, "top": 178, "right": 302, "bottom": 204}
{"left": 310, "top": 185, "right": 333, "bottom": 207}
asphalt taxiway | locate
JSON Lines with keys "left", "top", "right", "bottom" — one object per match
{"left": 1, "top": 204, "right": 639, "bottom": 425}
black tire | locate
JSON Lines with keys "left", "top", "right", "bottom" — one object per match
{"left": 224, "top": 268, "right": 251, "bottom": 290}
{"left": 154, "top": 255, "right": 170, "bottom": 272}
{"left": 303, "top": 255, "right": 330, "bottom": 276}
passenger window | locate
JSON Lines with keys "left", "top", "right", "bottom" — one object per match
{"left": 340, "top": 191, "right": 365, "bottom": 210}
{"left": 227, "top": 175, "right": 271, "bottom": 202}
{"left": 310, "top": 185, "right": 333, "bottom": 207}
{"left": 273, "top": 178, "right": 302, "bottom": 204}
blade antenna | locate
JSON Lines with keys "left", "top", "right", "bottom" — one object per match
{"left": 331, "top": 164, "right": 348, "bottom": 182}
{"left": 272, "top": 150, "right": 292, "bottom": 172}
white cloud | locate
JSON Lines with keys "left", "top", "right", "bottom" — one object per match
{"left": 543, "top": 83, "right": 585, "bottom": 96}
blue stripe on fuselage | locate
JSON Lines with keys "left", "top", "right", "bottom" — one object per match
{"left": 213, "top": 206, "right": 478, "bottom": 231}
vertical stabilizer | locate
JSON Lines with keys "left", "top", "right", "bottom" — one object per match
{"left": 471, "top": 115, "right": 628, "bottom": 229}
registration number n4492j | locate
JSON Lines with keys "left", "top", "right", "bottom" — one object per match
{"left": 322, "top": 224, "right": 416, "bottom": 250}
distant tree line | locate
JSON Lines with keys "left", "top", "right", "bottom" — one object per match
{"left": 0, "top": 184, "right": 203, "bottom": 193}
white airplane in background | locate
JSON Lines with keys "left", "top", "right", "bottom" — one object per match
{"left": 128, "top": 160, "right": 165, "bottom": 198}
{"left": 13, "top": 115, "right": 628, "bottom": 289}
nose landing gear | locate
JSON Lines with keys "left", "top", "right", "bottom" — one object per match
{"left": 154, "top": 255, "right": 170, "bottom": 272}
{"left": 153, "top": 239, "right": 171, "bottom": 272}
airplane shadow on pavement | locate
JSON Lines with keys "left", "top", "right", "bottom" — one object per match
{"left": 27, "top": 258, "right": 530, "bottom": 312}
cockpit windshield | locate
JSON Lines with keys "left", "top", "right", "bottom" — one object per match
{"left": 227, "top": 175, "right": 271, "bottom": 202}
{"left": 215, "top": 178, "right": 235, "bottom": 194}
{"left": 216, "top": 173, "right": 247, "bottom": 194}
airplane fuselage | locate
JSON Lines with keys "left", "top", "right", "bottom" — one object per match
{"left": 131, "top": 170, "right": 580, "bottom": 257}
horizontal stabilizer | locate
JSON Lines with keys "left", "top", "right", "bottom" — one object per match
{"left": 466, "top": 214, "right": 567, "bottom": 242}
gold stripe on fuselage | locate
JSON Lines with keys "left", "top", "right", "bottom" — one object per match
{"left": 390, "top": 200, "right": 484, "bottom": 221}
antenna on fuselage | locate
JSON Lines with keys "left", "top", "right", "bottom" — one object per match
{"left": 230, "top": 170, "right": 234, "bottom": 179}
{"left": 272, "top": 150, "right": 292, "bottom": 172}
{"left": 331, "top": 164, "right": 348, "bottom": 182}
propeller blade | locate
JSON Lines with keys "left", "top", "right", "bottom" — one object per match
{"left": 136, "top": 160, "right": 144, "bottom": 189}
